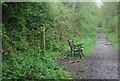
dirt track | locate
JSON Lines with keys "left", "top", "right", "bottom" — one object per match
{"left": 57, "top": 28, "right": 118, "bottom": 79}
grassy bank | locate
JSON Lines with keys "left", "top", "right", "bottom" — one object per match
{"left": 105, "top": 32, "right": 118, "bottom": 50}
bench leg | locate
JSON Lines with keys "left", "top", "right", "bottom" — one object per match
{"left": 81, "top": 51, "right": 84, "bottom": 56}
{"left": 74, "top": 51, "right": 76, "bottom": 56}
{"left": 70, "top": 48, "right": 73, "bottom": 56}
{"left": 78, "top": 52, "right": 82, "bottom": 59}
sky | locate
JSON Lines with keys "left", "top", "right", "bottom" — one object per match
{"left": 95, "top": 0, "right": 103, "bottom": 8}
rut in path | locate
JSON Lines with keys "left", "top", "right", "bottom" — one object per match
{"left": 57, "top": 28, "right": 118, "bottom": 79}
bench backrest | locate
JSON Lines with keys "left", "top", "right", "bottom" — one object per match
{"left": 68, "top": 40, "right": 75, "bottom": 49}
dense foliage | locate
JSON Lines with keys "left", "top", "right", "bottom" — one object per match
{"left": 2, "top": 2, "right": 72, "bottom": 79}
{"left": 2, "top": 2, "right": 118, "bottom": 79}
{"left": 100, "top": 2, "right": 118, "bottom": 49}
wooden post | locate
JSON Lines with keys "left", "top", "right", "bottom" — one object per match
{"left": 40, "top": 24, "right": 45, "bottom": 55}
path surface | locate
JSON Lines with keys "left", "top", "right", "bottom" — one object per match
{"left": 57, "top": 28, "right": 118, "bottom": 79}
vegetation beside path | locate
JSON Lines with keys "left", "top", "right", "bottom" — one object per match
{"left": 100, "top": 2, "right": 118, "bottom": 50}
{"left": 2, "top": 2, "right": 118, "bottom": 79}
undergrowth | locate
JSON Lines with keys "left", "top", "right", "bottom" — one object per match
{"left": 3, "top": 47, "right": 71, "bottom": 79}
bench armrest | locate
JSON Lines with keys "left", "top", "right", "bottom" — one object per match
{"left": 74, "top": 44, "right": 83, "bottom": 47}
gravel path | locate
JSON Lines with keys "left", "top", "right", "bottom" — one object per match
{"left": 57, "top": 28, "right": 118, "bottom": 79}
